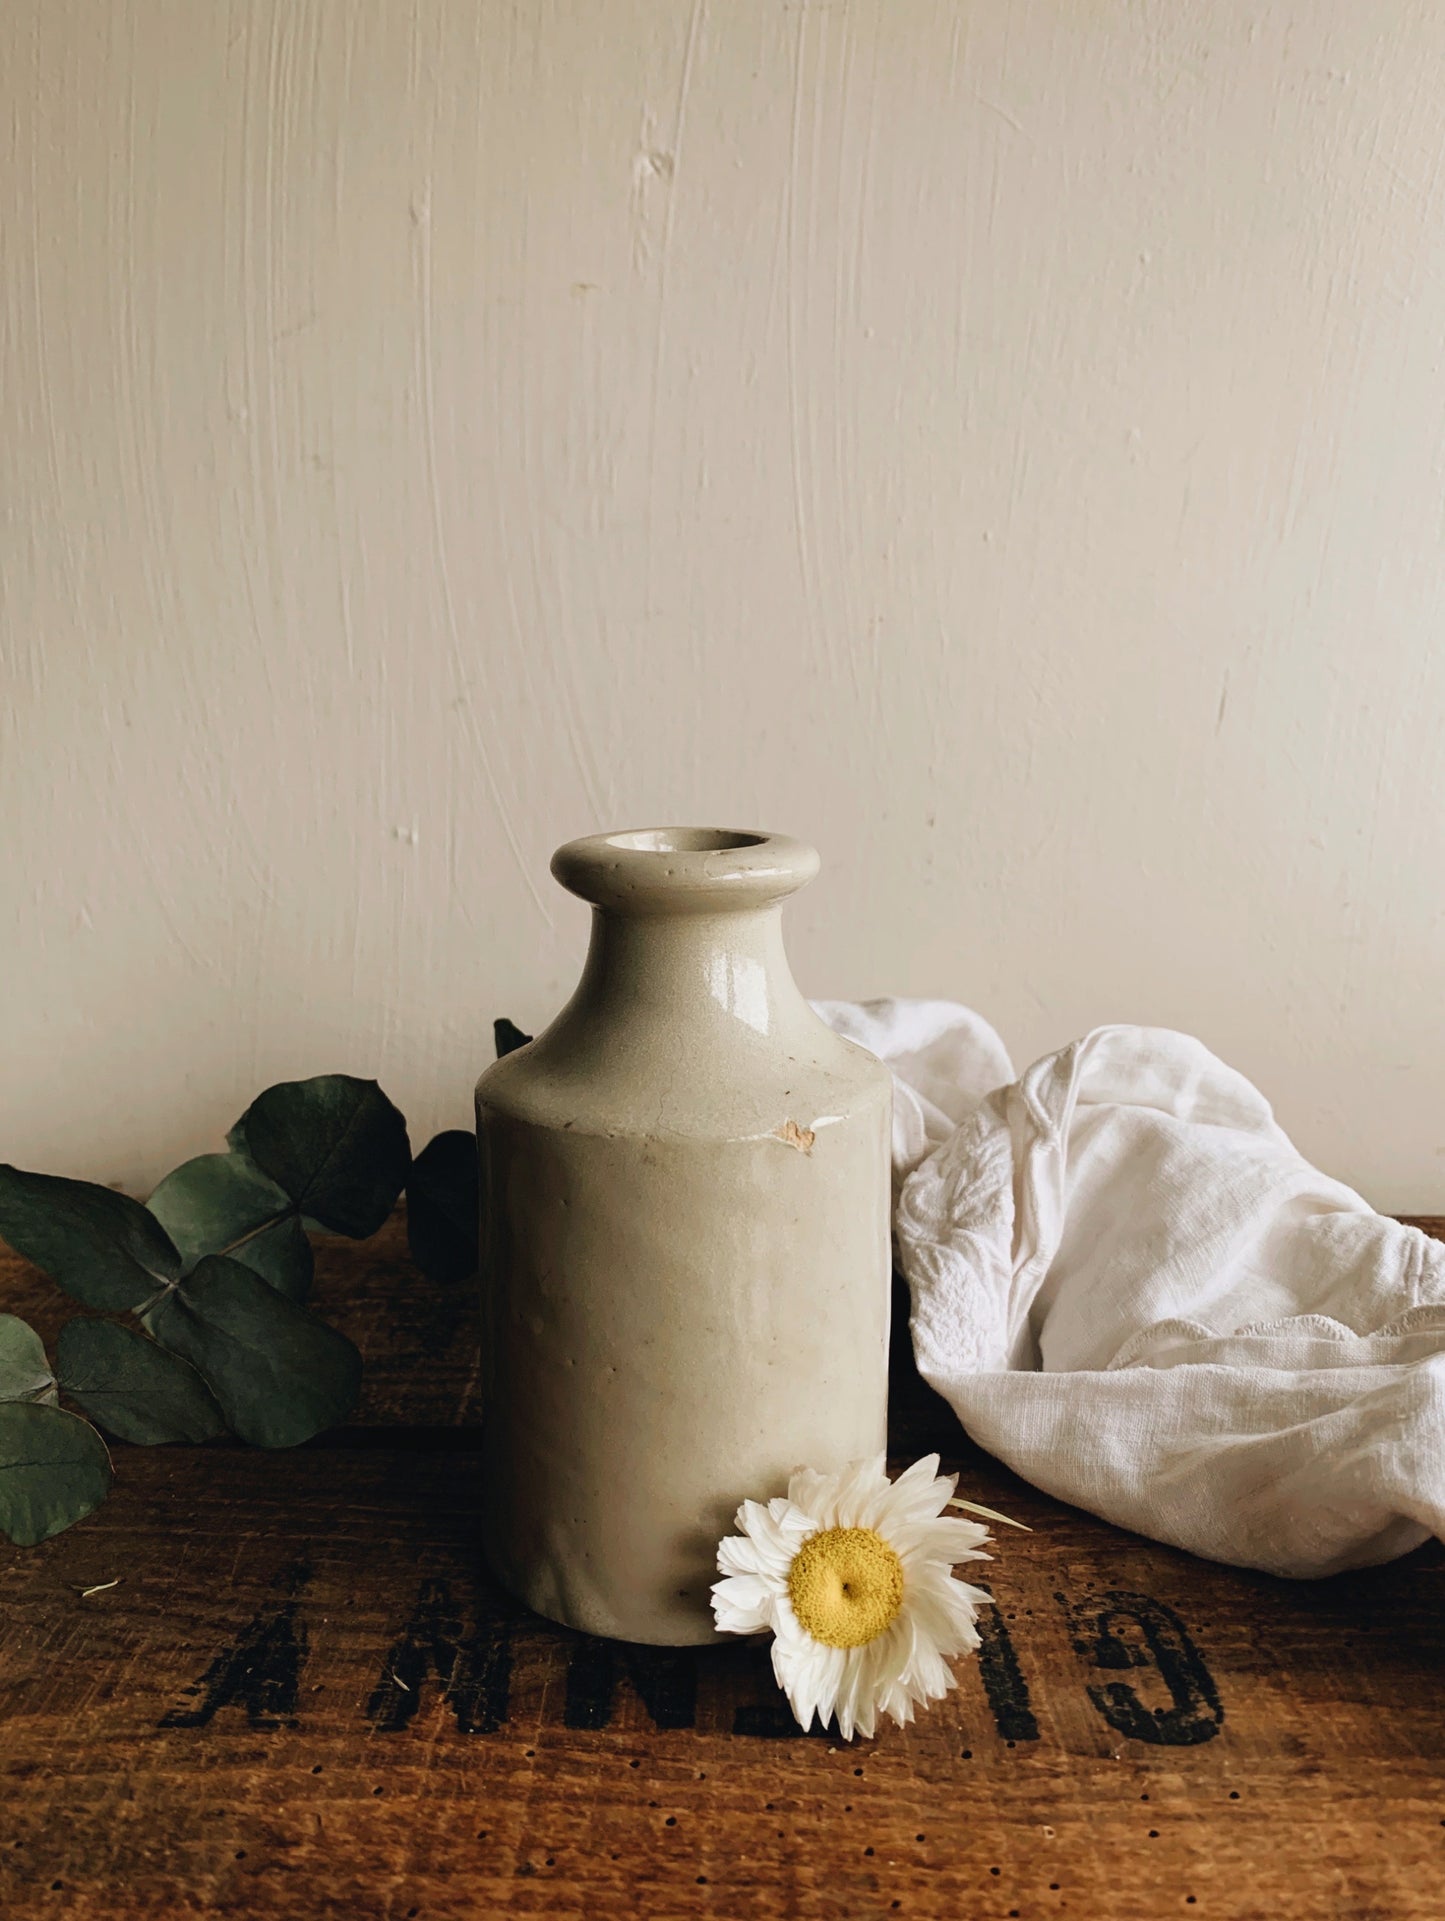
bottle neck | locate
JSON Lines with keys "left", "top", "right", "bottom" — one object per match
{"left": 564, "top": 903, "right": 814, "bottom": 1046}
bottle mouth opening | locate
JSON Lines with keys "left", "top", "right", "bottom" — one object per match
{"left": 552, "top": 826, "right": 819, "bottom": 913}
{"left": 606, "top": 828, "right": 767, "bottom": 855}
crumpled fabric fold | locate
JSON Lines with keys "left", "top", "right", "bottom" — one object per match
{"left": 817, "top": 999, "right": 1445, "bottom": 1578}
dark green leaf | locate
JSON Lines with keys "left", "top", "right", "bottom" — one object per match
{"left": 0, "top": 1315, "right": 56, "bottom": 1405}
{"left": 494, "top": 1018, "right": 533, "bottom": 1058}
{"left": 406, "top": 1130, "right": 478, "bottom": 1283}
{"left": 0, "top": 1166, "right": 181, "bottom": 1311}
{"left": 147, "top": 1151, "right": 313, "bottom": 1301}
{"left": 228, "top": 1076, "right": 410, "bottom": 1238}
{"left": 0, "top": 1402, "right": 112, "bottom": 1545}
{"left": 146, "top": 1255, "right": 361, "bottom": 1448}
{"left": 56, "top": 1319, "right": 226, "bottom": 1445}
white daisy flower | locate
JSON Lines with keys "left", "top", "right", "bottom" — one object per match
{"left": 711, "top": 1453, "right": 1002, "bottom": 1741}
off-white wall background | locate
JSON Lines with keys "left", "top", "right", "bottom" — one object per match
{"left": 4, "top": 1, "right": 1445, "bottom": 1207}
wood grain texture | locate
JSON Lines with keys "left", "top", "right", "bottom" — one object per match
{"left": 1, "top": 1219, "right": 1442, "bottom": 1919}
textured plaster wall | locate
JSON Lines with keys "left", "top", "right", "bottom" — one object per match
{"left": 4, "top": 1, "right": 1445, "bottom": 1207}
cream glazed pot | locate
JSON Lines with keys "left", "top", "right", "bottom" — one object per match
{"left": 475, "top": 827, "right": 892, "bottom": 1646}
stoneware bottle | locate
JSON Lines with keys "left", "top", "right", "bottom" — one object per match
{"left": 475, "top": 827, "right": 892, "bottom": 1646}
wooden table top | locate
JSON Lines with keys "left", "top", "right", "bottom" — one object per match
{"left": 2, "top": 1215, "right": 1441, "bottom": 1920}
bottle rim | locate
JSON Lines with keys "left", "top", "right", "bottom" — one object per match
{"left": 550, "top": 826, "right": 820, "bottom": 913}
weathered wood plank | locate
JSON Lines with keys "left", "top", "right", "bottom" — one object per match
{"left": 2, "top": 1215, "right": 1443, "bottom": 1918}
{"left": 1, "top": 1441, "right": 1441, "bottom": 1920}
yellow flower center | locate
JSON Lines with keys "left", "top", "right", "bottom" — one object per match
{"left": 787, "top": 1526, "right": 905, "bottom": 1649}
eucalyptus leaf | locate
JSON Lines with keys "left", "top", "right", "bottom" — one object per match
{"left": 56, "top": 1319, "right": 226, "bottom": 1445}
{"left": 228, "top": 1076, "right": 409, "bottom": 1238}
{"left": 0, "top": 1165, "right": 181, "bottom": 1311}
{"left": 406, "top": 1130, "right": 479, "bottom": 1284}
{"left": 0, "top": 1402, "right": 112, "bottom": 1546}
{"left": 146, "top": 1255, "right": 362, "bottom": 1448}
{"left": 494, "top": 1018, "right": 533, "bottom": 1058}
{"left": 0, "top": 1315, "right": 56, "bottom": 1405}
{"left": 147, "top": 1151, "right": 313, "bottom": 1301}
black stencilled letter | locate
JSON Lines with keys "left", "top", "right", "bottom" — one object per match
{"left": 1060, "top": 1588, "right": 1224, "bottom": 1746}
{"left": 563, "top": 1637, "right": 698, "bottom": 1730}
{"left": 160, "top": 1558, "right": 311, "bottom": 1731}
{"left": 976, "top": 1608, "right": 1040, "bottom": 1742}
{"left": 366, "top": 1578, "right": 514, "bottom": 1735}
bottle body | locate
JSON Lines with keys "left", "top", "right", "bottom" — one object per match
{"left": 475, "top": 829, "right": 891, "bottom": 1645}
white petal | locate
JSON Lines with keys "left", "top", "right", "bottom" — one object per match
{"left": 906, "top": 1573, "right": 984, "bottom": 1657}
{"left": 786, "top": 1465, "right": 837, "bottom": 1517}
{"left": 710, "top": 1572, "right": 777, "bottom": 1635}
{"left": 736, "top": 1498, "right": 813, "bottom": 1576}
{"left": 877, "top": 1453, "right": 955, "bottom": 1520}
{"left": 910, "top": 1516, "right": 993, "bottom": 1562}
{"left": 837, "top": 1651, "right": 883, "bottom": 1744}
{"left": 770, "top": 1588, "right": 807, "bottom": 1643}
{"left": 774, "top": 1636, "right": 846, "bottom": 1735}
{"left": 716, "top": 1531, "right": 768, "bottom": 1579}
{"left": 831, "top": 1455, "right": 889, "bottom": 1524}
{"left": 887, "top": 1515, "right": 990, "bottom": 1565}
{"left": 888, "top": 1453, "right": 945, "bottom": 1501}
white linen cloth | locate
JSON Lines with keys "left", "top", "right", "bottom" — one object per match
{"left": 818, "top": 1000, "right": 1445, "bottom": 1578}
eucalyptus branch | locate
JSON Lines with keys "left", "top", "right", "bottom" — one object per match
{"left": 0, "top": 1072, "right": 418, "bottom": 1546}
{"left": 0, "top": 1027, "right": 516, "bottom": 1545}
{"left": 215, "top": 1205, "right": 299, "bottom": 1260}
